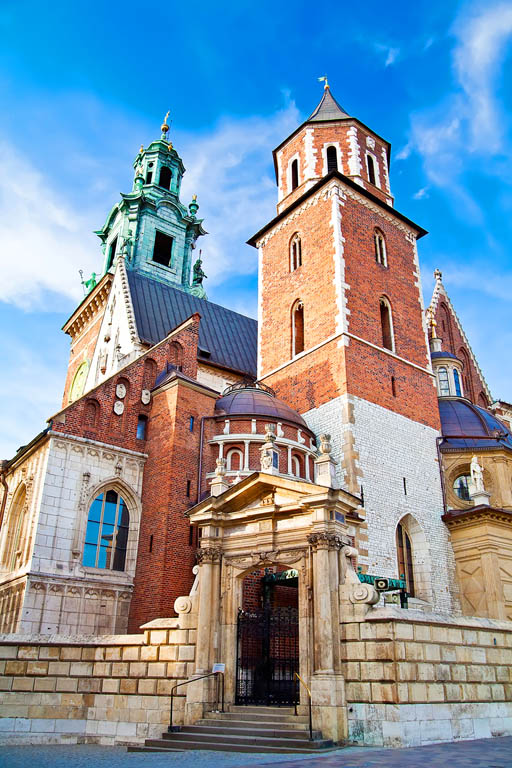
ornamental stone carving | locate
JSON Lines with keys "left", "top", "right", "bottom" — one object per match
{"left": 349, "top": 582, "right": 380, "bottom": 605}
{"left": 196, "top": 547, "right": 222, "bottom": 564}
{"left": 174, "top": 595, "right": 193, "bottom": 614}
{"left": 113, "top": 400, "right": 124, "bottom": 415}
{"left": 319, "top": 434, "right": 332, "bottom": 455}
{"left": 307, "top": 532, "right": 343, "bottom": 550}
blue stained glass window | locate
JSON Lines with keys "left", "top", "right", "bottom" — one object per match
{"left": 453, "top": 369, "right": 462, "bottom": 397}
{"left": 82, "top": 490, "right": 130, "bottom": 571}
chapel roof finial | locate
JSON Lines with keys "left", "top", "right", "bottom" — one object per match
{"left": 434, "top": 268, "right": 443, "bottom": 282}
{"left": 308, "top": 83, "right": 350, "bottom": 122}
{"left": 318, "top": 75, "right": 329, "bottom": 89}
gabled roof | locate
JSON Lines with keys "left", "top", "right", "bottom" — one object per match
{"left": 308, "top": 87, "right": 350, "bottom": 122}
{"left": 127, "top": 270, "right": 257, "bottom": 378}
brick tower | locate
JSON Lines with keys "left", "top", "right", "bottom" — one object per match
{"left": 250, "top": 83, "right": 458, "bottom": 611}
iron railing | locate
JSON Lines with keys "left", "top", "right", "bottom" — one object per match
{"left": 168, "top": 671, "right": 224, "bottom": 732}
{"left": 294, "top": 672, "right": 313, "bottom": 740}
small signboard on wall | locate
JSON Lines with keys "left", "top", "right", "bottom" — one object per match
{"left": 212, "top": 663, "right": 225, "bottom": 674}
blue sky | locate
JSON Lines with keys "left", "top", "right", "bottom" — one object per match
{"left": 1, "top": 0, "right": 512, "bottom": 457}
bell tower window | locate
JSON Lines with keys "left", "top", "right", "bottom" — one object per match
{"left": 374, "top": 230, "right": 387, "bottom": 266}
{"left": 106, "top": 236, "right": 118, "bottom": 271}
{"left": 326, "top": 146, "right": 338, "bottom": 172}
{"left": 152, "top": 231, "right": 174, "bottom": 267}
{"left": 292, "top": 301, "right": 304, "bottom": 356}
{"left": 290, "top": 234, "right": 302, "bottom": 272}
{"left": 379, "top": 297, "right": 394, "bottom": 352}
{"left": 158, "top": 166, "right": 172, "bottom": 190}
{"left": 146, "top": 162, "right": 153, "bottom": 184}
{"left": 367, "top": 154, "right": 376, "bottom": 186}
{"left": 291, "top": 159, "right": 299, "bottom": 190}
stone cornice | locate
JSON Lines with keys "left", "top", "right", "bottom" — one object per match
{"left": 62, "top": 273, "right": 113, "bottom": 339}
{"left": 442, "top": 505, "right": 512, "bottom": 527}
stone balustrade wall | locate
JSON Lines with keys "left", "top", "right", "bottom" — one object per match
{"left": 342, "top": 607, "right": 512, "bottom": 746}
{"left": 0, "top": 617, "right": 197, "bottom": 745}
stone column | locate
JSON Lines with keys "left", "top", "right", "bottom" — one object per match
{"left": 479, "top": 545, "right": 507, "bottom": 620}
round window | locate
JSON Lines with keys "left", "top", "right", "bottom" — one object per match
{"left": 453, "top": 474, "right": 471, "bottom": 501}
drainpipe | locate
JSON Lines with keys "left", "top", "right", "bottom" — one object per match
{"left": 196, "top": 416, "right": 217, "bottom": 504}
{"left": 0, "top": 460, "right": 8, "bottom": 530}
{"left": 436, "top": 437, "right": 447, "bottom": 514}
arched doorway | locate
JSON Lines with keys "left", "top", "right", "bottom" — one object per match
{"left": 236, "top": 566, "right": 299, "bottom": 706}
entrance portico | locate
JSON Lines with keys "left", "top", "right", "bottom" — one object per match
{"left": 184, "top": 471, "right": 363, "bottom": 742}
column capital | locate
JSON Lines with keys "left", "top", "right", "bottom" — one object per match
{"left": 196, "top": 546, "right": 222, "bottom": 564}
{"left": 307, "top": 531, "right": 343, "bottom": 550}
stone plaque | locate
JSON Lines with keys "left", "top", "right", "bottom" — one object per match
{"left": 141, "top": 389, "right": 151, "bottom": 405}
{"left": 116, "top": 383, "right": 127, "bottom": 399}
{"left": 113, "top": 400, "right": 124, "bottom": 415}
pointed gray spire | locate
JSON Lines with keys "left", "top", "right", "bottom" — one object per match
{"left": 308, "top": 87, "right": 350, "bottom": 122}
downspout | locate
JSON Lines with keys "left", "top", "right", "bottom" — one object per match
{"left": 196, "top": 416, "right": 217, "bottom": 504}
{"left": 0, "top": 460, "right": 8, "bottom": 530}
{"left": 436, "top": 437, "right": 447, "bottom": 514}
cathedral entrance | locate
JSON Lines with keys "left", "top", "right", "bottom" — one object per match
{"left": 235, "top": 568, "right": 299, "bottom": 706}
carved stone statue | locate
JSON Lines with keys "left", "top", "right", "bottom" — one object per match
{"left": 192, "top": 256, "right": 207, "bottom": 286}
{"left": 470, "top": 455, "right": 484, "bottom": 493}
{"left": 261, "top": 450, "right": 273, "bottom": 471}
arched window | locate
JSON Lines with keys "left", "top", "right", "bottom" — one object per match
{"left": 84, "top": 399, "right": 99, "bottom": 429}
{"left": 379, "top": 297, "right": 394, "bottom": 352}
{"left": 437, "top": 367, "right": 450, "bottom": 397}
{"left": 374, "top": 229, "right": 387, "bottom": 266}
{"left": 326, "top": 146, "right": 338, "bottom": 172}
{"left": 290, "top": 234, "right": 302, "bottom": 272}
{"left": 367, "top": 154, "right": 376, "bottom": 186}
{"left": 83, "top": 490, "right": 129, "bottom": 571}
{"left": 453, "top": 369, "right": 462, "bottom": 397}
{"left": 291, "top": 159, "right": 299, "bottom": 190}
{"left": 169, "top": 342, "right": 183, "bottom": 371}
{"left": 226, "top": 448, "right": 243, "bottom": 471}
{"left": 291, "top": 455, "right": 302, "bottom": 477}
{"left": 158, "top": 166, "right": 172, "bottom": 190}
{"left": 136, "top": 415, "right": 148, "bottom": 440}
{"left": 453, "top": 474, "right": 471, "bottom": 502}
{"left": 143, "top": 358, "right": 157, "bottom": 390}
{"left": 292, "top": 301, "right": 304, "bottom": 356}
{"left": 1, "top": 485, "right": 26, "bottom": 570}
{"left": 396, "top": 522, "right": 415, "bottom": 597}
{"left": 145, "top": 162, "right": 153, "bottom": 185}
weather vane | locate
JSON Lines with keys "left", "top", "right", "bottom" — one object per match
{"left": 318, "top": 75, "right": 329, "bottom": 89}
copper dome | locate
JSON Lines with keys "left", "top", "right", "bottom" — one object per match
{"left": 439, "top": 398, "right": 512, "bottom": 451}
{"left": 215, "top": 384, "right": 308, "bottom": 429}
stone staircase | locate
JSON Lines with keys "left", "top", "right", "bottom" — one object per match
{"left": 128, "top": 705, "right": 335, "bottom": 754}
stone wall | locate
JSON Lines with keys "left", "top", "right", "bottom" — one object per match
{"left": 0, "top": 617, "right": 196, "bottom": 745}
{"left": 342, "top": 606, "right": 512, "bottom": 746}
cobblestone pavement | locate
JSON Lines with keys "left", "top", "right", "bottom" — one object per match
{"left": 0, "top": 738, "right": 511, "bottom": 768}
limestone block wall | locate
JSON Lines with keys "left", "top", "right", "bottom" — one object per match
{"left": 305, "top": 393, "right": 458, "bottom": 613}
{"left": 0, "top": 617, "right": 197, "bottom": 745}
{"left": 342, "top": 607, "right": 512, "bottom": 747}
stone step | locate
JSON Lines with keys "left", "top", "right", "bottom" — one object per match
{"left": 160, "top": 730, "right": 332, "bottom": 749}
{"left": 197, "top": 717, "right": 311, "bottom": 732}
{"left": 228, "top": 705, "right": 296, "bottom": 715}
{"left": 142, "top": 737, "right": 334, "bottom": 754}
{"left": 185, "top": 723, "right": 322, "bottom": 740}
{"left": 206, "top": 710, "right": 309, "bottom": 724}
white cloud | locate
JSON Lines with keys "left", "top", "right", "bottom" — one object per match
{"left": 373, "top": 43, "right": 400, "bottom": 68}
{"left": 413, "top": 186, "right": 429, "bottom": 200}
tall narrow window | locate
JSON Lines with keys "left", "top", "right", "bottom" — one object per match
{"left": 136, "top": 415, "right": 148, "bottom": 440}
{"left": 367, "top": 154, "right": 376, "bottom": 185}
{"left": 158, "top": 166, "right": 172, "bottom": 190}
{"left": 291, "top": 455, "right": 302, "bottom": 477}
{"left": 106, "top": 236, "right": 118, "bottom": 271}
{"left": 326, "top": 146, "right": 338, "bottom": 172}
{"left": 379, "top": 298, "right": 394, "bottom": 351}
{"left": 453, "top": 369, "right": 462, "bottom": 397}
{"left": 374, "top": 230, "right": 387, "bottom": 266}
{"left": 396, "top": 523, "right": 415, "bottom": 596}
{"left": 226, "top": 448, "right": 243, "bottom": 471}
{"left": 290, "top": 234, "right": 302, "bottom": 271}
{"left": 146, "top": 162, "right": 153, "bottom": 185}
{"left": 83, "top": 490, "right": 129, "bottom": 571}
{"left": 152, "top": 231, "right": 174, "bottom": 267}
{"left": 438, "top": 367, "right": 450, "bottom": 397}
{"left": 1, "top": 485, "right": 26, "bottom": 570}
{"left": 291, "top": 159, "right": 299, "bottom": 190}
{"left": 292, "top": 301, "right": 304, "bottom": 356}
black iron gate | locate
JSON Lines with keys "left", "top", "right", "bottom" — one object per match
{"left": 235, "top": 605, "right": 299, "bottom": 706}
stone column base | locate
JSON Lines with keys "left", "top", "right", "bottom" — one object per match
{"left": 310, "top": 672, "right": 347, "bottom": 744}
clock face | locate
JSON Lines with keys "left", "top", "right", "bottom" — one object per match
{"left": 113, "top": 400, "right": 125, "bottom": 415}
{"left": 116, "top": 383, "right": 127, "bottom": 399}
{"left": 69, "top": 360, "right": 89, "bottom": 403}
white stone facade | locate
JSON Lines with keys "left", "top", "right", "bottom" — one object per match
{"left": 0, "top": 433, "right": 146, "bottom": 635}
{"left": 304, "top": 393, "right": 459, "bottom": 613}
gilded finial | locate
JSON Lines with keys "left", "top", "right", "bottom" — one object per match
{"left": 161, "top": 110, "right": 170, "bottom": 134}
{"left": 192, "top": 194, "right": 197, "bottom": 202}
{"left": 139, "top": 144, "right": 144, "bottom": 154}
{"left": 434, "top": 268, "right": 442, "bottom": 282}
{"left": 318, "top": 75, "right": 329, "bottom": 89}
{"left": 426, "top": 307, "right": 438, "bottom": 338}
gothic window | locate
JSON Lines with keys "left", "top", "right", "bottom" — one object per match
{"left": 226, "top": 448, "right": 243, "bottom": 471}
{"left": 136, "top": 415, "right": 147, "bottom": 440}
{"left": 1, "top": 485, "right": 26, "bottom": 570}
{"left": 367, "top": 154, "right": 376, "bottom": 186}
{"left": 396, "top": 523, "right": 415, "bottom": 597}
{"left": 453, "top": 369, "right": 462, "bottom": 397}
{"left": 292, "top": 300, "right": 304, "bottom": 356}
{"left": 453, "top": 474, "right": 471, "bottom": 502}
{"left": 478, "top": 392, "right": 488, "bottom": 408}
{"left": 290, "top": 234, "right": 302, "bottom": 272}
{"left": 83, "top": 490, "right": 129, "bottom": 571}
{"left": 326, "top": 145, "right": 338, "bottom": 172}
{"left": 379, "top": 297, "right": 394, "bottom": 352}
{"left": 84, "top": 399, "right": 99, "bottom": 429}
{"left": 438, "top": 367, "right": 450, "bottom": 397}
{"left": 291, "top": 159, "right": 299, "bottom": 191}
{"left": 374, "top": 229, "right": 387, "bottom": 266}
{"left": 169, "top": 342, "right": 183, "bottom": 370}
{"left": 152, "top": 231, "right": 174, "bottom": 267}
{"left": 158, "top": 166, "right": 172, "bottom": 190}
{"left": 143, "top": 358, "right": 157, "bottom": 389}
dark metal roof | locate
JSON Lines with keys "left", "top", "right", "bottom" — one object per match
{"left": 308, "top": 88, "right": 350, "bottom": 122}
{"left": 127, "top": 271, "right": 257, "bottom": 377}
{"left": 215, "top": 387, "right": 309, "bottom": 429}
{"left": 431, "top": 350, "right": 459, "bottom": 360}
{"left": 439, "top": 398, "right": 512, "bottom": 451}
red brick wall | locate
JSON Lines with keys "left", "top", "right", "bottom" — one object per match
{"left": 62, "top": 314, "right": 105, "bottom": 407}
{"left": 435, "top": 299, "right": 490, "bottom": 407}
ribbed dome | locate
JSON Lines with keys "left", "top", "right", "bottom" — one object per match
{"left": 439, "top": 398, "right": 512, "bottom": 451}
{"left": 431, "top": 350, "right": 460, "bottom": 361}
{"left": 215, "top": 385, "right": 308, "bottom": 429}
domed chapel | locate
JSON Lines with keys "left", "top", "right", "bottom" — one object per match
{"left": 0, "top": 86, "right": 512, "bottom": 749}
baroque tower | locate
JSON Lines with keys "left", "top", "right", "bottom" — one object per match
{"left": 250, "top": 83, "right": 458, "bottom": 611}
